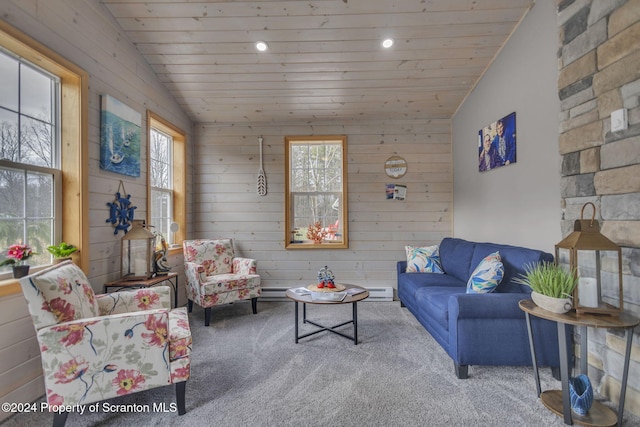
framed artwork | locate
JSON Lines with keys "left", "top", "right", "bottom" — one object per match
{"left": 478, "top": 111, "right": 516, "bottom": 172}
{"left": 100, "top": 94, "right": 142, "bottom": 177}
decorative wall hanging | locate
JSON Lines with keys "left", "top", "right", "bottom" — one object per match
{"left": 100, "top": 94, "right": 142, "bottom": 177}
{"left": 386, "top": 183, "right": 407, "bottom": 200}
{"left": 106, "top": 181, "right": 137, "bottom": 235}
{"left": 384, "top": 153, "right": 408, "bottom": 178}
{"left": 257, "top": 136, "right": 267, "bottom": 196}
{"left": 478, "top": 111, "right": 517, "bottom": 173}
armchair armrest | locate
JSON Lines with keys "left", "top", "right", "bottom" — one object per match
{"left": 97, "top": 285, "right": 171, "bottom": 315}
{"left": 233, "top": 257, "right": 257, "bottom": 275}
{"left": 37, "top": 309, "right": 172, "bottom": 406}
{"left": 184, "top": 261, "right": 206, "bottom": 284}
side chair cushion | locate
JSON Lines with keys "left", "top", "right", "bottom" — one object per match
{"left": 26, "top": 260, "right": 99, "bottom": 324}
{"left": 184, "top": 239, "right": 234, "bottom": 276}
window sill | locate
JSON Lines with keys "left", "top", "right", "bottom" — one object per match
{"left": 0, "top": 279, "right": 21, "bottom": 297}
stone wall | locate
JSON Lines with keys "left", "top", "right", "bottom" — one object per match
{"left": 557, "top": 0, "right": 640, "bottom": 417}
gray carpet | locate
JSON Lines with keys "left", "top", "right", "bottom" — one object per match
{"left": 3, "top": 301, "right": 638, "bottom": 426}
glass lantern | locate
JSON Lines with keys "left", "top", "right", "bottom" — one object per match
{"left": 555, "top": 203, "right": 623, "bottom": 316}
{"left": 121, "top": 220, "right": 155, "bottom": 280}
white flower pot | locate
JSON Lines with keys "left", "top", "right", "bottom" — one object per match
{"left": 531, "top": 291, "right": 572, "bottom": 314}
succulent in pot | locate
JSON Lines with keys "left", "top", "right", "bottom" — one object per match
{"left": 514, "top": 262, "right": 578, "bottom": 313}
{"left": 46, "top": 242, "right": 78, "bottom": 263}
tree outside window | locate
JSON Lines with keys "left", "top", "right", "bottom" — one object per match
{"left": 150, "top": 127, "right": 173, "bottom": 244}
{"left": 147, "top": 112, "right": 186, "bottom": 249}
{"left": 0, "top": 49, "right": 60, "bottom": 271}
{"left": 285, "top": 136, "right": 348, "bottom": 249}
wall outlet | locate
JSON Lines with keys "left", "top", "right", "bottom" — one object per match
{"left": 611, "top": 108, "right": 628, "bottom": 132}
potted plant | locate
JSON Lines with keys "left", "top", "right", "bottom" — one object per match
{"left": 46, "top": 242, "right": 78, "bottom": 263}
{"left": 0, "top": 243, "right": 36, "bottom": 278}
{"left": 514, "top": 262, "right": 578, "bottom": 313}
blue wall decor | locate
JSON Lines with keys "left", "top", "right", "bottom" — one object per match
{"left": 100, "top": 94, "right": 142, "bottom": 177}
{"left": 106, "top": 181, "right": 137, "bottom": 235}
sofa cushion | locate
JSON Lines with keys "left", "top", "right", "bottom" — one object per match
{"left": 439, "top": 238, "right": 476, "bottom": 282}
{"left": 405, "top": 245, "right": 444, "bottom": 273}
{"left": 466, "top": 251, "right": 504, "bottom": 294}
{"left": 415, "top": 286, "right": 466, "bottom": 331}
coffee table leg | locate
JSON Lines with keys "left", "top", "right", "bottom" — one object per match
{"left": 294, "top": 301, "right": 299, "bottom": 344}
{"left": 353, "top": 302, "right": 358, "bottom": 345}
{"left": 303, "top": 302, "right": 307, "bottom": 323}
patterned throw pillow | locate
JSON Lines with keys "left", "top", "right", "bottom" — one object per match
{"left": 466, "top": 251, "right": 504, "bottom": 293}
{"left": 405, "top": 245, "right": 444, "bottom": 273}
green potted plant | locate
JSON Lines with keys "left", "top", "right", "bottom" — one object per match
{"left": 514, "top": 262, "right": 578, "bottom": 313}
{"left": 46, "top": 242, "right": 78, "bottom": 264}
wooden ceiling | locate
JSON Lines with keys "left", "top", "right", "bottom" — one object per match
{"left": 101, "top": 0, "right": 534, "bottom": 124}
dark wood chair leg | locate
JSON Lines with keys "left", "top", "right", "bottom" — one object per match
{"left": 176, "top": 381, "right": 187, "bottom": 415}
{"left": 204, "top": 307, "right": 211, "bottom": 326}
{"left": 454, "top": 363, "right": 469, "bottom": 379}
{"left": 187, "top": 299, "right": 193, "bottom": 313}
{"left": 251, "top": 297, "right": 258, "bottom": 314}
{"left": 53, "top": 411, "right": 69, "bottom": 427}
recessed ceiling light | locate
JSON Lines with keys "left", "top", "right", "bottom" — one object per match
{"left": 256, "top": 41, "right": 268, "bottom": 52}
{"left": 382, "top": 38, "right": 394, "bottom": 49}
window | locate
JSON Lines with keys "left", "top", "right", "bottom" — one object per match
{"left": 147, "top": 112, "right": 186, "bottom": 249}
{"left": 0, "top": 48, "right": 60, "bottom": 271}
{"left": 285, "top": 135, "right": 348, "bottom": 249}
{"left": 0, "top": 20, "right": 87, "bottom": 286}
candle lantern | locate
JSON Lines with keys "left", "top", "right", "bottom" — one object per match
{"left": 121, "top": 220, "right": 155, "bottom": 280}
{"left": 555, "top": 202, "right": 623, "bottom": 316}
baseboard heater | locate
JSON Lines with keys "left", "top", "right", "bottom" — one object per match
{"left": 260, "top": 286, "right": 394, "bottom": 302}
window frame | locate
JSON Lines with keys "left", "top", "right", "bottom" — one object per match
{"left": 147, "top": 111, "right": 186, "bottom": 253}
{"left": 0, "top": 20, "right": 88, "bottom": 293}
{"left": 285, "top": 135, "right": 348, "bottom": 249}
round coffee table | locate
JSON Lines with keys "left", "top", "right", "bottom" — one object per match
{"left": 285, "top": 284, "right": 369, "bottom": 345}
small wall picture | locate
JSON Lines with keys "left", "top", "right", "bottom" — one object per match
{"left": 100, "top": 94, "right": 142, "bottom": 177}
{"left": 478, "top": 111, "right": 516, "bottom": 172}
{"left": 386, "top": 183, "right": 406, "bottom": 200}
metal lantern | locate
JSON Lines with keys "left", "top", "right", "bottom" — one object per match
{"left": 121, "top": 220, "right": 155, "bottom": 280}
{"left": 555, "top": 202, "right": 623, "bottom": 316}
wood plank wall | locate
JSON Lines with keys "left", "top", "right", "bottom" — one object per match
{"left": 0, "top": 1, "right": 194, "bottom": 418}
{"left": 194, "top": 119, "right": 453, "bottom": 289}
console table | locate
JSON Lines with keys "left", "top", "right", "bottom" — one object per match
{"left": 519, "top": 299, "right": 639, "bottom": 427}
{"left": 104, "top": 272, "right": 179, "bottom": 308}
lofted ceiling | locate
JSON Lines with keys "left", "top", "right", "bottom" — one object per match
{"left": 101, "top": 0, "right": 534, "bottom": 124}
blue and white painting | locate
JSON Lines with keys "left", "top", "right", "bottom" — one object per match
{"left": 100, "top": 94, "right": 141, "bottom": 177}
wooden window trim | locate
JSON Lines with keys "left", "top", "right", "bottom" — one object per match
{"left": 147, "top": 111, "right": 186, "bottom": 254}
{"left": 285, "top": 135, "right": 349, "bottom": 249}
{"left": 0, "top": 21, "right": 89, "bottom": 296}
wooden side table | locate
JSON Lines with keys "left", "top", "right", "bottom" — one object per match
{"left": 104, "top": 272, "right": 179, "bottom": 308}
{"left": 519, "top": 299, "right": 639, "bottom": 427}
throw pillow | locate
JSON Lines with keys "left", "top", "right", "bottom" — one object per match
{"left": 466, "top": 251, "right": 504, "bottom": 293}
{"left": 405, "top": 245, "right": 444, "bottom": 273}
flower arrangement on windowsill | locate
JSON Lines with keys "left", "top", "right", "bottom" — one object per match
{"left": 306, "top": 221, "right": 328, "bottom": 244}
{"left": 0, "top": 244, "right": 36, "bottom": 278}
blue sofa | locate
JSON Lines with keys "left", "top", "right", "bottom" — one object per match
{"left": 398, "top": 237, "right": 567, "bottom": 379}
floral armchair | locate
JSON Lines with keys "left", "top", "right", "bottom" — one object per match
{"left": 18, "top": 261, "right": 191, "bottom": 427}
{"left": 183, "top": 239, "right": 261, "bottom": 326}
